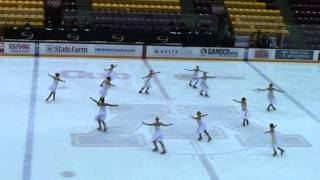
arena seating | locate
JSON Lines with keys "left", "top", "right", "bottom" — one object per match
{"left": 92, "top": 0, "right": 181, "bottom": 12}
{"left": 226, "top": 0, "right": 288, "bottom": 36}
{"left": 91, "top": 0, "right": 182, "bottom": 33}
{"left": 290, "top": 0, "right": 320, "bottom": 48}
{"left": 0, "top": 0, "right": 44, "bottom": 27}
{"left": 193, "top": 0, "right": 224, "bottom": 15}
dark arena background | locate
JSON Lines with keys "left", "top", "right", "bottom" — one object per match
{"left": 0, "top": 0, "right": 320, "bottom": 180}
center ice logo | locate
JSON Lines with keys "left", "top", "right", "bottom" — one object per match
{"left": 59, "top": 70, "right": 131, "bottom": 80}
{"left": 71, "top": 104, "right": 311, "bottom": 152}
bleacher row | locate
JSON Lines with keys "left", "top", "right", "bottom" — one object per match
{"left": 90, "top": 0, "right": 182, "bottom": 33}
{"left": 226, "top": 0, "right": 288, "bottom": 36}
{"left": 0, "top": 0, "right": 44, "bottom": 27}
{"left": 3, "top": 0, "right": 320, "bottom": 48}
{"left": 290, "top": 0, "right": 320, "bottom": 48}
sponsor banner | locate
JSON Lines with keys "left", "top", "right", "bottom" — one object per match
{"left": 147, "top": 46, "right": 193, "bottom": 57}
{"left": 315, "top": 50, "right": 320, "bottom": 61}
{"left": 94, "top": 44, "right": 142, "bottom": 57}
{"left": 0, "top": 42, "right": 4, "bottom": 53}
{"left": 194, "top": 47, "right": 245, "bottom": 59}
{"left": 248, "top": 49, "right": 276, "bottom": 60}
{"left": 275, "top": 49, "right": 314, "bottom": 60}
{"left": 4, "top": 42, "right": 35, "bottom": 54}
{"left": 40, "top": 43, "right": 90, "bottom": 55}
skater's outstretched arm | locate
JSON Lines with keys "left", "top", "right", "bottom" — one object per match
{"left": 160, "top": 122, "right": 173, "bottom": 126}
{"left": 89, "top": 97, "right": 99, "bottom": 104}
{"left": 273, "top": 88, "right": 284, "bottom": 93}
{"left": 257, "top": 87, "right": 268, "bottom": 91}
{"left": 185, "top": 68, "right": 195, "bottom": 71}
{"left": 152, "top": 72, "right": 161, "bottom": 75}
{"left": 48, "top": 74, "right": 55, "bottom": 78}
{"left": 207, "top": 76, "right": 217, "bottom": 79}
{"left": 233, "top": 99, "right": 241, "bottom": 103}
{"left": 100, "top": 80, "right": 107, "bottom": 86}
{"left": 103, "top": 103, "right": 118, "bottom": 107}
{"left": 142, "top": 122, "right": 154, "bottom": 126}
{"left": 200, "top": 114, "right": 208, "bottom": 117}
{"left": 142, "top": 75, "right": 150, "bottom": 79}
{"left": 58, "top": 78, "right": 66, "bottom": 83}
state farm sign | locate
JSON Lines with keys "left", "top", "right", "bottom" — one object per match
{"left": 43, "top": 43, "right": 89, "bottom": 55}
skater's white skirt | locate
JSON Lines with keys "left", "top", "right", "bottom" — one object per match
{"left": 271, "top": 135, "right": 278, "bottom": 148}
{"left": 99, "top": 87, "right": 108, "bottom": 97}
{"left": 268, "top": 94, "right": 277, "bottom": 105}
{"left": 200, "top": 80, "right": 209, "bottom": 91}
{"left": 96, "top": 111, "right": 106, "bottom": 121}
{"left": 49, "top": 80, "right": 58, "bottom": 92}
{"left": 152, "top": 129, "right": 163, "bottom": 141}
{"left": 240, "top": 110, "right": 251, "bottom": 119}
{"left": 192, "top": 73, "right": 199, "bottom": 80}
{"left": 197, "top": 121, "right": 206, "bottom": 134}
{"left": 143, "top": 78, "right": 151, "bottom": 89}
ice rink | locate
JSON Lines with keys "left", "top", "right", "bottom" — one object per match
{"left": 0, "top": 56, "right": 319, "bottom": 180}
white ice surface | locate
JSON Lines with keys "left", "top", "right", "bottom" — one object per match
{"left": 0, "top": 56, "right": 319, "bottom": 180}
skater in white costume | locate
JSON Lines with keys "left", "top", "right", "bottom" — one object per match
{"left": 198, "top": 72, "right": 216, "bottom": 97}
{"left": 233, "top": 97, "right": 250, "bottom": 126}
{"left": 138, "top": 70, "right": 160, "bottom": 94}
{"left": 104, "top": 64, "right": 117, "bottom": 79}
{"left": 46, "top": 73, "right": 66, "bottom": 101}
{"left": 99, "top": 77, "right": 115, "bottom": 102}
{"left": 185, "top": 66, "right": 206, "bottom": 88}
{"left": 191, "top": 111, "right": 212, "bottom": 142}
{"left": 265, "top": 123, "right": 285, "bottom": 156}
{"left": 90, "top": 97, "right": 118, "bottom": 132}
{"left": 257, "top": 83, "right": 284, "bottom": 111}
{"left": 142, "top": 117, "right": 172, "bottom": 154}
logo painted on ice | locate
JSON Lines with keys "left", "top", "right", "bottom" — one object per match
{"left": 71, "top": 104, "right": 311, "bottom": 152}
{"left": 60, "top": 70, "right": 131, "bottom": 80}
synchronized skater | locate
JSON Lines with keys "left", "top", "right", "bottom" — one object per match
{"left": 46, "top": 73, "right": 66, "bottom": 101}
{"left": 185, "top": 66, "right": 206, "bottom": 88}
{"left": 191, "top": 111, "right": 212, "bottom": 142}
{"left": 257, "top": 83, "right": 284, "bottom": 111}
{"left": 90, "top": 97, "right": 118, "bottom": 132}
{"left": 138, "top": 70, "right": 160, "bottom": 94}
{"left": 233, "top": 97, "right": 249, "bottom": 127}
{"left": 46, "top": 64, "right": 289, "bottom": 156}
{"left": 198, "top": 72, "right": 216, "bottom": 97}
{"left": 99, "top": 77, "right": 114, "bottom": 102}
{"left": 142, "top": 117, "right": 173, "bottom": 154}
{"left": 104, "top": 64, "right": 117, "bottom": 79}
{"left": 265, "top": 123, "right": 285, "bottom": 156}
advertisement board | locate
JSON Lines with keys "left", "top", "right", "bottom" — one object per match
{"left": 248, "top": 49, "right": 276, "bottom": 60}
{"left": 40, "top": 43, "right": 90, "bottom": 55}
{"left": 147, "top": 46, "right": 193, "bottom": 57}
{"left": 94, "top": 44, "right": 142, "bottom": 57}
{"left": 4, "top": 42, "right": 35, "bottom": 54}
{"left": 147, "top": 46, "right": 245, "bottom": 60}
{"left": 194, "top": 47, "right": 245, "bottom": 59}
{"left": 0, "top": 42, "right": 4, "bottom": 53}
{"left": 275, "top": 49, "right": 314, "bottom": 60}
